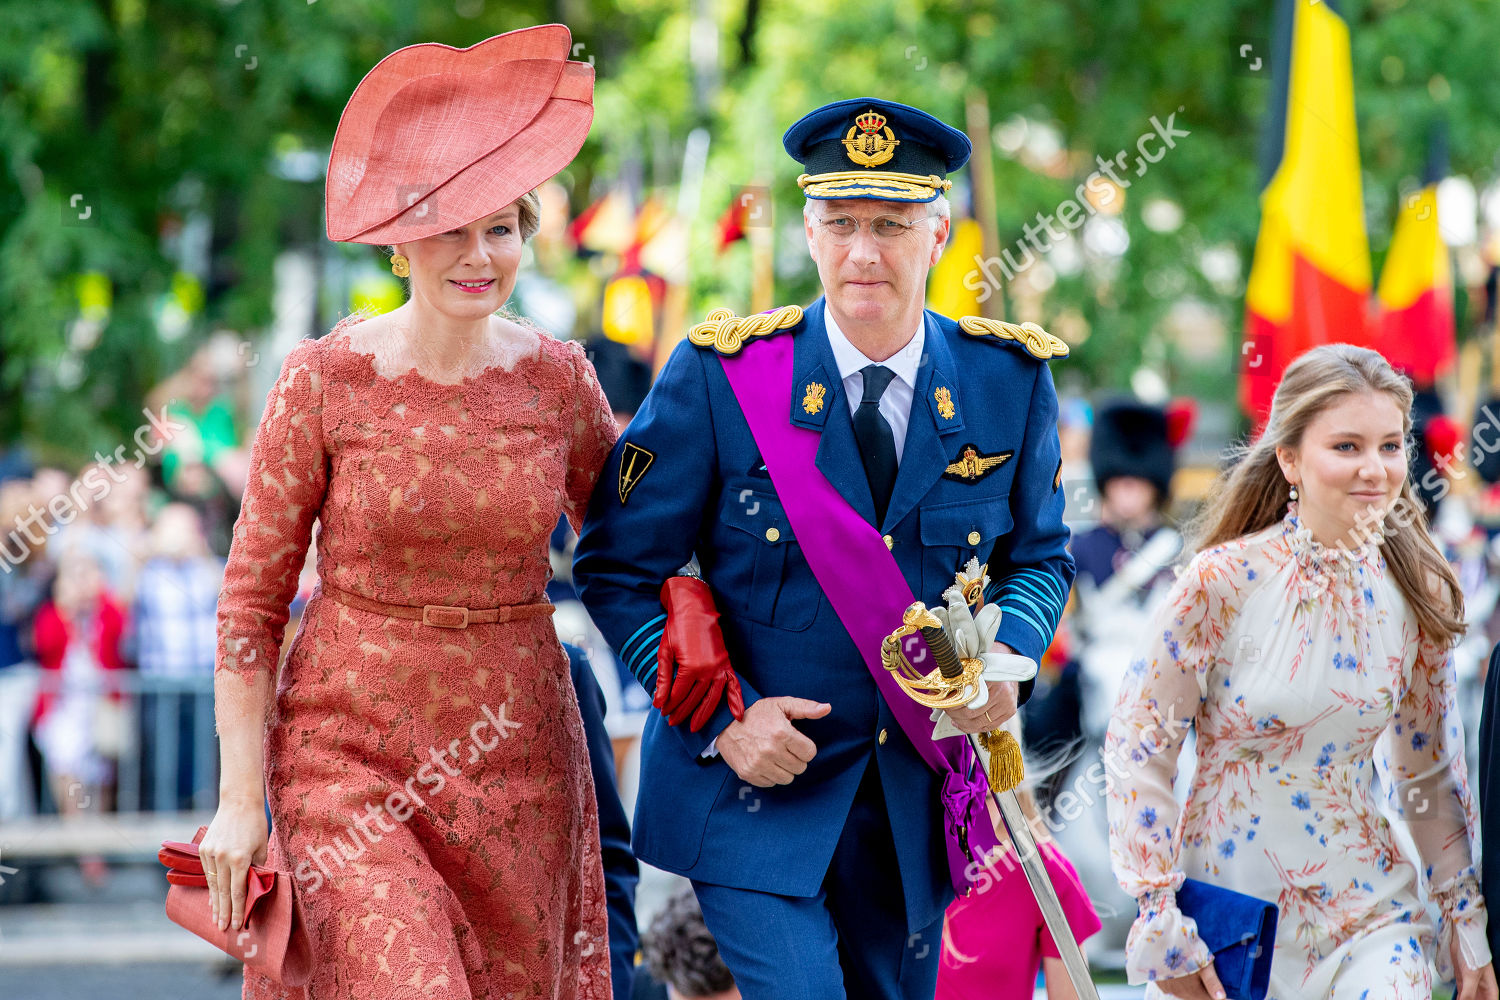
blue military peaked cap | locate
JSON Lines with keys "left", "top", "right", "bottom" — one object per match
{"left": 782, "top": 97, "right": 971, "bottom": 203}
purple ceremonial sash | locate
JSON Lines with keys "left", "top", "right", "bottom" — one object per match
{"left": 719, "top": 335, "right": 1000, "bottom": 893}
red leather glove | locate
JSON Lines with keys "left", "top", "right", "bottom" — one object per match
{"left": 656, "top": 576, "right": 745, "bottom": 732}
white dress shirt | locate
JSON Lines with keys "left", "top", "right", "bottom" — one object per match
{"left": 703, "top": 310, "right": 926, "bottom": 757}
{"left": 824, "top": 309, "right": 924, "bottom": 463}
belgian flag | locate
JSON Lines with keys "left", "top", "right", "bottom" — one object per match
{"left": 1373, "top": 126, "right": 1454, "bottom": 385}
{"left": 1242, "top": 0, "right": 1372, "bottom": 422}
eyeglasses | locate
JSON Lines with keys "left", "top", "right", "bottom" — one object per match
{"left": 813, "top": 213, "right": 939, "bottom": 244}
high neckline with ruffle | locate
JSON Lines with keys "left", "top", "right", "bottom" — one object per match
{"left": 1280, "top": 509, "right": 1384, "bottom": 589}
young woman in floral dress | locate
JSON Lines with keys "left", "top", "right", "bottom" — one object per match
{"left": 1106, "top": 344, "right": 1497, "bottom": 1000}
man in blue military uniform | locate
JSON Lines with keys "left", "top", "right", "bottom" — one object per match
{"left": 574, "top": 98, "right": 1074, "bottom": 1000}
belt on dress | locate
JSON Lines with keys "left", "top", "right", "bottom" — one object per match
{"left": 319, "top": 583, "right": 555, "bottom": 629}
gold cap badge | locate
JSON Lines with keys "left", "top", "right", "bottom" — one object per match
{"left": 842, "top": 110, "right": 900, "bottom": 168}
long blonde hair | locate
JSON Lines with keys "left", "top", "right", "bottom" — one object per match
{"left": 1192, "top": 343, "right": 1464, "bottom": 646}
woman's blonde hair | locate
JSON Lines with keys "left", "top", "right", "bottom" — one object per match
{"left": 1191, "top": 343, "right": 1463, "bottom": 646}
{"left": 514, "top": 189, "right": 541, "bottom": 241}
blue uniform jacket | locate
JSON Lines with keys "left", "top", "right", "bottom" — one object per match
{"left": 566, "top": 642, "right": 640, "bottom": 1000}
{"left": 574, "top": 298, "right": 1073, "bottom": 934}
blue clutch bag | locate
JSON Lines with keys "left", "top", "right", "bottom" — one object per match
{"left": 1175, "top": 878, "right": 1278, "bottom": 1000}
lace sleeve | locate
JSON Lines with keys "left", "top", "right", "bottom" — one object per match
{"left": 1105, "top": 548, "right": 1240, "bottom": 985}
{"left": 1378, "top": 630, "right": 1491, "bottom": 978}
{"left": 563, "top": 339, "right": 621, "bottom": 533}
{"left": 216, "top": 338, "right": 327, "bottom": 681}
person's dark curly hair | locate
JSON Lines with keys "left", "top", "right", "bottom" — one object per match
{"left": 641, "top": 890, "right": 736, "bottom": 997}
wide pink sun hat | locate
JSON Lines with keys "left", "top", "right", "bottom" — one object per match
{"left": 325, "top": 23, "right": 594, "bottom": 245}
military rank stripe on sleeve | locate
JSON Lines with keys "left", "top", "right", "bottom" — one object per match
{"left": 996, "top": 568, "right": 1066, "bottom": 643}
{"left": 620, "top": 612, "right": 667, "bottom": 686}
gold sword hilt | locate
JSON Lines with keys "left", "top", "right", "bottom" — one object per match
{"left": 882, "top": 603, "right": 1025, "bottom": 794}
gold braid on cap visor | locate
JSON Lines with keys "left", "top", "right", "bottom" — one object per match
{"left": 797, "top": 171, "right": 952, "bottom": 200}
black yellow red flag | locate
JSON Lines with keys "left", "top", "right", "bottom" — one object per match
{"left": 1374, "top": 127, "right": 1454, "bottom": 384}
{"left": 1242, "top": 0, "right": 1372, "bottom": 423}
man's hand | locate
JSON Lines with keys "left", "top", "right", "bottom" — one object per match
{"left": 656, "top": 576, "right": 745, "bottom": 732}
{"left": 941, "top": 638, "right": 1021, "bottom": 734}
{"left": 717, "top": 697, "right": 831, "bottom": 787}
{"left": 942, "top": 679, "right": 1019, "bottom": 734}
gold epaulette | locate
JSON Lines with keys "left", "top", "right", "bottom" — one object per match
{"left": 687, "top": 305, "right": 805, "bottom": 356}
{"left": 957, "top": 316, "right": 1069, "bottom": 361}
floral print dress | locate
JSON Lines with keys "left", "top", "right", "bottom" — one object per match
{"left": 1105, "top": 513, "right": 1490, "bottom": 998}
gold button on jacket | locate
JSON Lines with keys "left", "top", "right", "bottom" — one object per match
{"left": 877, "top": 728, "right": 888, "bottom": 745}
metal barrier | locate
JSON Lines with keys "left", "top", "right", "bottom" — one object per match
{"left": 23, "top": 669, "right": 219, "bottom": 815}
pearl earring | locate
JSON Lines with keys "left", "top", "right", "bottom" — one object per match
{"left": 1288, "top": 484, "right": 1299, "bottom": 502}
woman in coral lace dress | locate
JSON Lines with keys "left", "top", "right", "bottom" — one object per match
{"left": 1106, "top": 345, "right": 1497, "bottom": 1000}
{"left": 198, "top": 27, "right": 615, "bottom": 999}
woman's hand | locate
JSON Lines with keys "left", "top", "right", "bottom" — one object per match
{"left": 1452, "top": 934, "right": 1499, "bottom": 1000}
{"left": 1153, "top": 960, "right": 1226, "bottom": 1000}
{"left": 198, "top": 798, "right": 268, "bottom": 933}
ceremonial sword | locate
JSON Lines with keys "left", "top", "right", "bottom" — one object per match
{"left": 889, "top": 607, "right": 1102, "bottom": 1000}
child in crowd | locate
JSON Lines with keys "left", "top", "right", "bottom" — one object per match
{"left": 32, "top": 549, "right": 127, "bottom": 883}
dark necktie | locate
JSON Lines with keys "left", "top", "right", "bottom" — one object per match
{"left": 852, "top": 364, "right": 898, "bottom": 524}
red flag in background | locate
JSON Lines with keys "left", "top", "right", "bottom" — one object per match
{"left": 1374, "top": 126, "right": 1455, "bottom": 384}
{"left": 716, "top": 191, "right": 750, "bottom": 253}
{"left": 568, "top": 190, "right": 636, "bottom": 255}
{"left": 1242, "top": 0, "right": 1373, "bottom": 423}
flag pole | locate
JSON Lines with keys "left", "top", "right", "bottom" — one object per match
{"left": 965, "top": 89, "right": 1003, "bottom": 321}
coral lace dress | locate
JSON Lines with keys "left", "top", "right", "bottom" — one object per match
{"left": 216, "top": 315, "right": 617, "bottom": 999}
{"left": 1105, "top": 514, "right": 1489, "bottom": 998}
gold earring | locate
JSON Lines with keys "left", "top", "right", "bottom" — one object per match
{"left": 390, "top": 254, "right": 410, "bottom": 278}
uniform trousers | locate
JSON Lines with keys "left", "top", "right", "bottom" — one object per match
{"left": 693, "top": 755, "right": 944, "bottom": 1000}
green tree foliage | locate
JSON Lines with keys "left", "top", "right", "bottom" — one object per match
{"left": 2, "top": 0, "right": 1497, "bottom": 460}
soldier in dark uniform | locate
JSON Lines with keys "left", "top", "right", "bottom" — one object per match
{"left": 574, "top": 99, "right": 1074, "bottom": 1000}
{"left": 1050, "top": 397, "right": 1188, "bottom": 952}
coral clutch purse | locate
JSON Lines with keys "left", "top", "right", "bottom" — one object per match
{"left": 158, "top": 826, "right": 313, "bottom": 986}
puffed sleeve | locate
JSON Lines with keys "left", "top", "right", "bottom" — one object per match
{"left": 563, "top": 339, "right": 621, "bottom": 533}
{"left": 215, "top": 338, "right": 327, "bottom": 681}
{"left": 1377, "top": 629, "right": 1491, "bottom": 979}
{"left": 1104, "top": 548, "right": 1239, "bottom": 986}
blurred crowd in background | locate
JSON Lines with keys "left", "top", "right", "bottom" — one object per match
{"left": 4, "top": 4, "right": 1500, "bottom": 993}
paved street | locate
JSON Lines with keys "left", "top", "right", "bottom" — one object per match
{"left": 3, "top": 962, "right": 245, "bottom": 1000}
